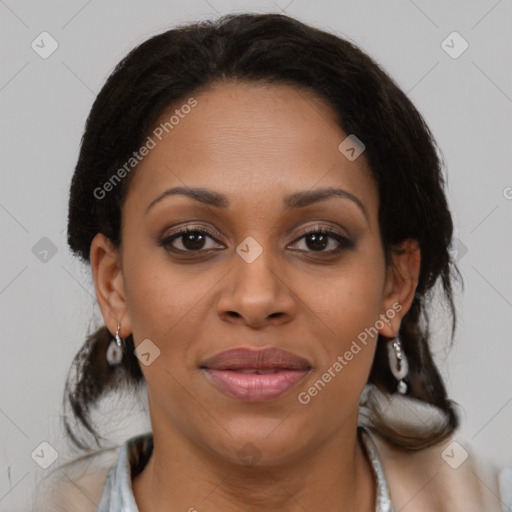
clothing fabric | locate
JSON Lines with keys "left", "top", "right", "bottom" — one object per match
{"left": 97, "top": 432, "right": 153, "bottom": 512}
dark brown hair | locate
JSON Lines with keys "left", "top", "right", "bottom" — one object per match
{"left": 64, "top": 12, "right": 462, "bottom": 452}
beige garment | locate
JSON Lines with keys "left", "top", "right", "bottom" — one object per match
{"left": 371, "top": 432, "right": 505, "bottom": 511}
{"left": 359, "top": 386, "right": 509, "bottom": 512}
{"left": 34, "top": 449, "right": 115, "bottom": 512}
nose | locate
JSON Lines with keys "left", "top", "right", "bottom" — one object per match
{"left": 216, "top": 241, "right": 296, "bottom": 329}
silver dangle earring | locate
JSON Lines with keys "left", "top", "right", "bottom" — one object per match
{"left": 106, "top": 322, "right": 123, "bottom": 366}
{"left": 386, "top": 336, "right": 409, "bottom": 395}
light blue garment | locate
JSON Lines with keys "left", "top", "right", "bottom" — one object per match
{"left": 98, "top": 432, "right": 153, "bottom": 512}
{"left": 97, "top": 427, "right": 393, "bottom": 512}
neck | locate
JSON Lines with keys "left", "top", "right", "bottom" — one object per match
{"left": 132, "top": 420, "right": 376, "bottom": 512}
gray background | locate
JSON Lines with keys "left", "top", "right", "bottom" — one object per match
{"left": 1, "top": 0, "right": 511, "bottom": 510}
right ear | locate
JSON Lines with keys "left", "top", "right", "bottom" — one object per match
{"left": 90, "top": 233, "right": 132, "bottom": 338}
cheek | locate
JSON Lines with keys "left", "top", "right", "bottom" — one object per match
{"left": 296, "top": 278, "right": 382, "bottom": 419}
{"left": 122, "top": 244, "right": 218, "bottom": 356}
{"left": 121, "top": 249, "right": 210, "bottom": 406}
{"left": 307, "top": 247, "right": 386, "bottom": 343}
{"left": 122, "top": 238, "right": 179, "bottom": 328}
{"left": 300, "top": 245, "right": 385, "bottom": 392}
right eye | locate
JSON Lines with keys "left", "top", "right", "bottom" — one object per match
{"left": 159, "top": 226, "right": 225, "bottom": 253}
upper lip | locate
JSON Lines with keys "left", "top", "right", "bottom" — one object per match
{"left": 201, "top": 347, "right": 312, "bottom": 371}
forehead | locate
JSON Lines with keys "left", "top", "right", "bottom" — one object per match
{"left": 124, "top": 81, "right": 378, "bottom": 218}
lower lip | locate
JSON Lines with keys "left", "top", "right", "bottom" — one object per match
{"left": 203, "top": 368, "right": 310, "bottom": 402}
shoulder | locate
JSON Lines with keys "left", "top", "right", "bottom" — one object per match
{"left": 370, "top": 429, "right": 509, "bottom": 512}
{"left": 33, "top": 447, "right": 119, "bottom": 512}
{"left": 33, "top": 433, "right": 153, "bottom": 512}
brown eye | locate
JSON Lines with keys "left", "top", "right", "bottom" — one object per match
{"left": 289, "top": 227, "right": 354, "bottom": 254}
{"left": 159, "top": 227, "right": 224, "bottom": 253}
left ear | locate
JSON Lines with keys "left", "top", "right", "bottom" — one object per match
{"left": 378, "top": 238, "right": 421, "bottom": 338}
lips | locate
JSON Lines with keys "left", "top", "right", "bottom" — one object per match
{"left": 200, "top": 347, "right": 311, "bottom": 402}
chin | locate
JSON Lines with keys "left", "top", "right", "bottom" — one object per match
{"left": 200, "top": 414, "right": 315, "bottom": 467}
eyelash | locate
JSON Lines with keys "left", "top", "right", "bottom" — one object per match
{"left": 293, "top": 226, "right": 354, "bottom": 253}
{"left": 158, "top": 225, "right": 354, "bottom": 256}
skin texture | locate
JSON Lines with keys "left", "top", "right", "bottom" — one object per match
{"left": 90, "top": 81, "right": 420, "bottom": 512}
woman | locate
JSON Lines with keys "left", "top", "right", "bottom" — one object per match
{"left": 37, "top": 12, "right": 511, "bottom": 512}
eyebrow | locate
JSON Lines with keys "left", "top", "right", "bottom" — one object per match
{"left": 145, "top": 185, "right": 369, "bottom": 222}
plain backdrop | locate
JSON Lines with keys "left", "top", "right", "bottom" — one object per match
{"left": 1, "top": 0, "right": 511, "bottom": 510}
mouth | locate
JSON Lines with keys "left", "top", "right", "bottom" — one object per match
{"left": 200, "top": 347, "right": 312, "bottom": 402}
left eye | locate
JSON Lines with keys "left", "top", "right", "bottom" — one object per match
{"left": 289, "top": 228, "right": 353, "bottom": 253}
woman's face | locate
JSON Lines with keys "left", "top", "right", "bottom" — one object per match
{"left": 92, "top": 81, "right": 417, "bottom": 465}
